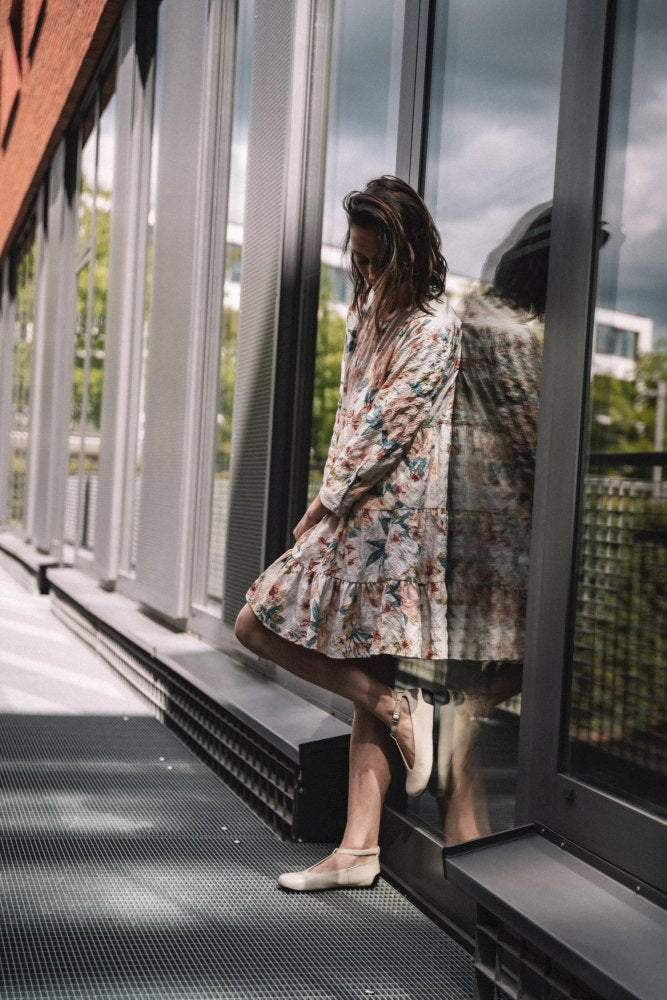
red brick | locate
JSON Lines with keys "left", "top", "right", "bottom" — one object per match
{"left": 0, "top": 0, "right": 124, "bottom": 258}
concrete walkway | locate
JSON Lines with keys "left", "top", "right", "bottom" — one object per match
{"left": 0, "top": 563, "right": 474, "bottom": 1000}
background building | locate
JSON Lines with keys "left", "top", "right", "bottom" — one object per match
{"left": 1, "top": 1, "right": 665, "bottom": 995}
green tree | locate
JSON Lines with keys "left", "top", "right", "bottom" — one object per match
{"left": 216, "top": 304, "right": 238, "bottom": 475}
{"left": 590, "top": 344, "right": 667, "bottom": 466}
{"left": 310, "top": 266, "right": 346, "bottom": 472}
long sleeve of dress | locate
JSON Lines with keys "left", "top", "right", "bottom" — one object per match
{"left": 319, "top": 313, "right": 459, "bottom": 517}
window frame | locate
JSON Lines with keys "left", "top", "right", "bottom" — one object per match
{"left": 516, "top": 0, "right": 667, "bottom": 899}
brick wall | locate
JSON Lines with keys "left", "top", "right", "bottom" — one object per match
{"left": 0, "top": 0, "right": 124, "bottom": 258}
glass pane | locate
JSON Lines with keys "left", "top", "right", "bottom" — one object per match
{"left": 308, "top": 0, "right": 405, "bottom": 498}
{"left": 68, "top": 54, "right": 117, "bottom": 555}
{"left": 8, "top": 222, "right": 36, "bottom": 527}
{"left": 567, "top": 0, "right": 667, "bottom": 819}
{"left": 65, "top": 264, "right": 90, "bottom": 547}
{"left": 206, "top": 0, "right": 256, "bottom": 604}
{"left": 405, "top": 0, "right": 566, "bottom": 846}
{"left": 81, "top": 64, "right": 116, "bottom": 552}
{"left": 78, "top": 100, "right": 97, "bottom": 250}
{"left": 128, "top": 3, "right": 166, "bottom": 572}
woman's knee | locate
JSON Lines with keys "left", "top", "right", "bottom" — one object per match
{"left": 234, "top": 603, "right": 260, "bottom": 651}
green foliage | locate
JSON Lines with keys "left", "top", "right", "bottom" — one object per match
{"left": 590, "top": 345, "right": 667, "bottom": 465}
{"left": 215, "top": 305, "right": 238, "bottom": 474}
{"left": 311, "top": 266, "right": 346, "bottom": 468}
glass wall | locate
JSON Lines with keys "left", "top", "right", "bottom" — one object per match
{"left": 567, "top": 0, "right": 667, "bottom": 819}
{"left": 307, "top": 0, "right": 405, "bottom": 499}
{"left": 65, "top": 54, "right": 117, "bottom": 554}
{"left": 125, "top": 3, "right": 166, "bottom": 572}
{"left": 401, "top": 0, "right": 566, "bottom": 846}
{"left": 205, "top": 0, "right": 255, "bottom": 604}
{"left": 7, "top": 217, "right": 36, "bottom": 528}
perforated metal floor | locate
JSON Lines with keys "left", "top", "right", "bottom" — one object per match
{"left": 1, "top": 713, "right": 474, "bottom": 998}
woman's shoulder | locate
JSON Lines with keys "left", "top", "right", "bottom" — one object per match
{"left": 405, "top": 297, "right": 461, "bottom": 339}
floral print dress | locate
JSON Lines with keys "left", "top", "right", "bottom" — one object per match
{"left": 246, "top": 298, "right": 461, "bottom": 660}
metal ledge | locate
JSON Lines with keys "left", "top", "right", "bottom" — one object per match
{"left": 46, "top": 567, "right": 349, "bottom": 763}
{"left": 445, "top": 825, "right": 667, "bottom": 1000}
{"left": 0, "top": 532, "right": 59, "bottom": 593}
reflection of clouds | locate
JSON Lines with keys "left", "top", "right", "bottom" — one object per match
{"left": 97, "top": 94, "right": 116, "bottom": 192}
{"left": 430, "top": 117, "right": 556, "bottom": 279}
{"left": 621, "top": 80, "right": 667, "bottom": 241}
{"left": 224, "top": 0, "right": 254, "bottom": 226}
{"left": 425, "top": 1, "right": 564, "bottom": 281}
{"left": 228, "top": 134, "right": 249, "bottom": 226}
{"left": 321, "top": 0, "right": 403, "bottom": 246}
{"left": 599, "top": 6, "right": 667, "bottom": 341}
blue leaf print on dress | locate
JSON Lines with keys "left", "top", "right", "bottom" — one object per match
{"left": 392, "top": 510, "right": 412, "bottom": 538}
{"left": 305, "top": 599, "right": 324, "bottom": 646}
{"left": 365, "top": 537, "right": 387, "bottom": 567}
{"left": 262, "top": 605, "right": 285, "bottom": 628}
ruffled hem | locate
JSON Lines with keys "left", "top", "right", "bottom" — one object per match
{"left": 246, "top": 565, "right": 449, "bottom": 660}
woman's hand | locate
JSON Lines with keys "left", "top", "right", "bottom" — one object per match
{"left": 293, "top": 496, "right": 331, "bottom": 541}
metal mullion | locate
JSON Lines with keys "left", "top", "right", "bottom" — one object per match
{"left": 74, "top": 86, "right": 100, "bottom": 552}
{"left": 396, "top": 0, "right": 436, "bottom": 190}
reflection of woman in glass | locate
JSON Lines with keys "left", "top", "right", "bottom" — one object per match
{"left": 235, "top": 176, "right": 460, "bottom": 890}
{"left": 438, "top": 205, "right": 546, "bottom": 844}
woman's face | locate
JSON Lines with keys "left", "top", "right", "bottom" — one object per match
{"left": 349, "top": 225, "right": 382, "bottom": 289}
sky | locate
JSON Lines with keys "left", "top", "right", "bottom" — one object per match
{"left": 227, "top": 0, "right": 666, "bottom": 346}
{"left": 596, "top": 0, "right": 667, "bottom": 345}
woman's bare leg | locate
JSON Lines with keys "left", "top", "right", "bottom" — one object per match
{"left": 235, "top": 604, "right": 415, "bottom": 762}
{"left": 314, "top": 658, "right": 397, "bottom": 873}
{"left": 235, "top": 606, "right": 409, "bottom": 873}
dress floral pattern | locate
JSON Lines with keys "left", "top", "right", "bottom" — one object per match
{"left": 247, "top": 299, "right": 461, "bottom": 659}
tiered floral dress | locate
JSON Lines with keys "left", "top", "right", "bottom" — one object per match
{"left": 246, "top": 299, "right": 461, "bottom": 660}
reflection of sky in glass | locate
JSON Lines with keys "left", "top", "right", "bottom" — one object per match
{"left": 80, "top": 122, "right": 97, "bottom": 193}
{"left": 97, "top": 93, "right": 117, "bottom": 193}
{"left": 321, "top": 0, "right": 404, "bottom": 249}
{"left": 598, "top": 0, "right": 667, "bottom": 344}
{"left": 226, "top": 0, "right": 256, "bottom": 227}
{"left": 425, "top": 0, "right": 565, "bottom": 282}
{"left": 148, "top": 2, "right": 168, "bottom": 225}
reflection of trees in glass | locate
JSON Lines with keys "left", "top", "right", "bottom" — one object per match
{"left": 573, "top": 349, "right": 667, "bottom": 780}
{"left": 9, "top": 228, "right": 36, "bottom": 524}
{"left": 310, "top": 267, "right": 346, "bottom": 476}
{"left": 590, "top": 346, "right": 667, "bottom": 466}
{"left": 225, "top": 243, "right": 242, "bottom": 284}
{"left": 69, "top": 63, "right": 116, "bottom": 547}
{"left": 216, "top": 303, "right": 237, "bottom": 476}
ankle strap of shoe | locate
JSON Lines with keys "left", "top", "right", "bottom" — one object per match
{"left": 335, "top": 847, "right": 380, "bottom": 857}
{"left": 390, "top": 690, "right": 403, "bottom": 738}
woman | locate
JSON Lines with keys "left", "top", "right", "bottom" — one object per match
{"left": 235, "top": 175, "right": 460, "bottom": 890}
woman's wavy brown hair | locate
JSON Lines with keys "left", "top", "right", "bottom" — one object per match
{"left": 343, "top": 175, "right": 448, "bottom": 329}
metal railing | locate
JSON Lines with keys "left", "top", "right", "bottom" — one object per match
{"left": 572, "top": 468, "right": 666, "bottom": 775}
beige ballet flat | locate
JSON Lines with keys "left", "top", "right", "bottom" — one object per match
{"left": 277, "top": 847, "right": 381, "bottom": 891}
{"left": 390, "top": 687, "right": 434, "bottom": 797}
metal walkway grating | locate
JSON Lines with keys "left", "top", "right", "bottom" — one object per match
{"left": 49, "top": 589, "right": 349, "bottom": 842}
{"left": 1, "top": 715, "right": 474, "bottom": 998}
{"left": 0, "top": 559, "right": 473, "bottom": 998}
